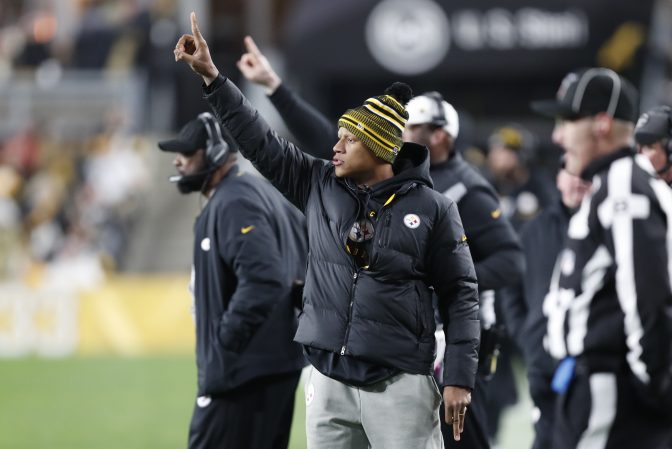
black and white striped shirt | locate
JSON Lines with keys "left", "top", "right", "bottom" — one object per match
{"left": 545, "top": 148, "right": 672, "bottom": 391}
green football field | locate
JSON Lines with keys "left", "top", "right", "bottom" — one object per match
{"left": 0, "top": 355, "right": 532, "bottom": 449}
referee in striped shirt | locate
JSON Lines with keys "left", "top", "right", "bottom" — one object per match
{"left": 532, "top": 67, "right": 672, "bottom": 449}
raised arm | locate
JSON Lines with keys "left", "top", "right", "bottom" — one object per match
{"left": 238, "top": 36, "right": 336, "bottom": 159}
{"left": 174, "top": 12, "right": 322, "bottom": 210}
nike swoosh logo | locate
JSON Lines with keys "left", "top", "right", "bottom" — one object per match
{"left": 241, "top": 225, "right": 255, "bottom": 234}
{"left": 491, "top": 209, "right": 502, "bottom": 219}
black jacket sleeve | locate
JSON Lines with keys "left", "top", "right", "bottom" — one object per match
{"left": 268, "top": 84, "right": 336, "bottom": 160}
{"left": 427, "top": 199, "right": 481, "bottom": 389}
{"left": 215, "top": 197, "right": 290, "bottom": 353}
{"left": 203, "top": 76, "right": 324, "bottom": 211}
{"left": 459, "top": 188, "right": 524, "bottom": 291}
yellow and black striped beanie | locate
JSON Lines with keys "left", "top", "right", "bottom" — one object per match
{"left": 338, "top": 82, "right": 413, "bottom": 164}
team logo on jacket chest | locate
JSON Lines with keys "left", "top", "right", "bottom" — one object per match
{"left": 403, "top": 214, "right": 421, "bottom": 229}
{"left": 201, "top": 238, "right": 211, "bottom": 251}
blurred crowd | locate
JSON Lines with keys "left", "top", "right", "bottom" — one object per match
{"left": 0, "top": 0, "right": 179, "bottom": 285}
{"left": 0, "top": 0, "right": 178, "bottom": 74}
{"left": 0, "top": 114, "right": 150, "bottom": 285}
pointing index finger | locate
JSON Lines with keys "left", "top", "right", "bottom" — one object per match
{"left": 191, "top": 12, "right": 204, "bottom": 43}
{"left": 244, "top": 36, "right": 262, "bottom": 57}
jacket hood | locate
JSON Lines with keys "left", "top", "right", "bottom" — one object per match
{"left": 367, "top": 142, "right": 433, "bottom": 195}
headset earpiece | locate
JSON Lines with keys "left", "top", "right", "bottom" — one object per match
{"left": 198, "top": 112, "right": 230, "bottom": 167}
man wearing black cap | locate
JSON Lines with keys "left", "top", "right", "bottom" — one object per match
{"left": 635, "top": 106, "right": 672, "bottom": 185}
{"left": 533, "top": 67, "right": 672, "bottom": 448}
{"left": 158, "top": 111, "right": 308, "bottom": 449}
{"left": 175, "top": 12, "right": 479, "bottom": 449}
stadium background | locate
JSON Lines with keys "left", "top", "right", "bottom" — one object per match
{"left": 1, "top": 0, "right": 671, "bottom": 448}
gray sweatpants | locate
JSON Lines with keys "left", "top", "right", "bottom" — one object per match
{"left": 304, "top": 367, "right": 445, "bottom": 449}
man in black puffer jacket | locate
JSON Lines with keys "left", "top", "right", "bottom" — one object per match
{"left": 236, "top": 36, "right": 522, "bottom": 449}
{"left": 175, "top": 13, "right": 480, "bottom": 449}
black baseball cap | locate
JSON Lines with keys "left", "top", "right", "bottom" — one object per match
{"left": 531, "top": 68, "right": 639, "bottom": 123}
{"left": 634, "top": 106, "right": 672, "bottom": 145}
{"left": 158, "top": 118, "right": 207, "bottom": 154}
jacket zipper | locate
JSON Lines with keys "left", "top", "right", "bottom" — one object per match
{"left": 377, "top": 212, "right": 393, "bottom": 247}
{"left": 340, "top": 269, "right": 360, "bottom": 355}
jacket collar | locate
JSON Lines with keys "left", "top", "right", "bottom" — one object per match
{"left": 340, "top": 142, "right": 433, "bottom": 198}
{"left": 428, "top": 150, "right": 461, "bottom": 171}
{"left": 580, "top": 147, "right": 635, "bottom": 181}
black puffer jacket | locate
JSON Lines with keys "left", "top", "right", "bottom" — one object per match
{"left": 192, "top": 167, "right": 307, "bottom": 395}
{"left": 204, "top": 76, "right": 480, "bottom": 388}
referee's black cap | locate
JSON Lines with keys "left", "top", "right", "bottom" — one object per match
{"left": 532, "top": 67, "right": 638, "bottom": 123}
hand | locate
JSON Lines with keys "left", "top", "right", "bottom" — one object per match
{"left": 174, "top": 12, "right": 219, "bottom": 85}
{"left": 237, "top": 36, "right": 282, "bottom": 94}
{"left": 443, "top": 386, "right": 471, "bottom": 441}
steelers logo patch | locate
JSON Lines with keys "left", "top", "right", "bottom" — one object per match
{"left": 403, "top": 214, "right": 421, "bottom": 229}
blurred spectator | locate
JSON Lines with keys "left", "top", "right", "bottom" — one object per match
{"left": 485, "top": 124, "right": 556, "bottom": 231}
{"left": 0, "top": 166, "right": 25, "bottom": 278}
{"left": 634, "top": 105, "right": 672, "bottom": 184}
{"left": 0, "top": 111, "right": 149, "bottom": 282}
{"left": 1, "top": 124, "right": 42, "bottom": 176}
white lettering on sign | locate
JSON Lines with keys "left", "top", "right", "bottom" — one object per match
{"left": 453, "top": 7, "right": 588, "bottom": 51}
{"left": 366, "top": 2, "right": 590, "bottom": 75}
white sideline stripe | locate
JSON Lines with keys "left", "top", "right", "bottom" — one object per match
{"left": 576, "top": 373, "right": 617, "bottom": 449}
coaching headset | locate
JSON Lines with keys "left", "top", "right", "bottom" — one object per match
{"left": 169, "top": 112, "right": 234, "bottom": 194}
{"left": 198, "top": 112, "right": 231, "bottom": 167}
{"left": 635, "top": 106, "right": 672, "bottom": 174}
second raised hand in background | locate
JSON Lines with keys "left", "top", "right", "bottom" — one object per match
{"left": 237, "top": 36, "right": 282, "bottom": 95}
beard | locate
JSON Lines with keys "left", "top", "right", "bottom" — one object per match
{"left": 175, "top": 171, "right": 211, "bottom": 194}
{"left": 172, "top": 158, "right": 214, "bottom": 194}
